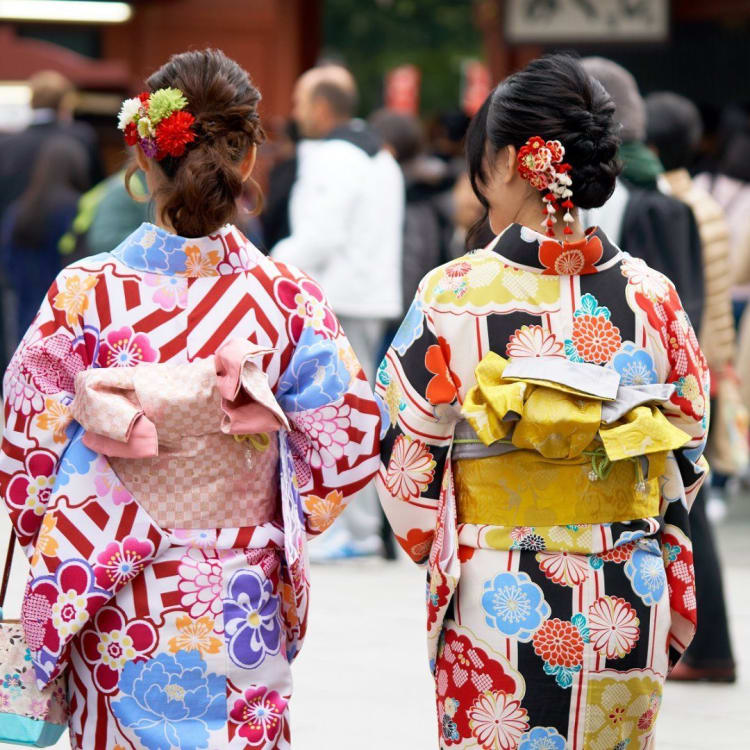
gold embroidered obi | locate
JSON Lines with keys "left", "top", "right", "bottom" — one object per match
{"left": 454, "top": 354, "right": 690, "bottom": 527}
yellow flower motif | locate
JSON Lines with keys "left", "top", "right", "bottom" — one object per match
{"left": 383, "top": 378, "right": 403, "bottom": 426}
{"left": 97, "top": 630, "right": 136, "bottom": 670}
{"left": 337, "top": 341, "right": 361, "bottom": 380}
{"left": 31, "top": 515, "right": 59, "bottom": 566}
{"left": 304, "top": 490, "right": 345, "bottom": 533}
{"left": 52, "top": 590, "right": 88, "bottom": 638}
{"left": 168, "top": 616, "right": 222, "bottom": 656}
{"left": 179, "top": 245, "right": 220, "bottom": 277}
{"left": 36, "top": 399, "right": 72, "bottom": 444}
{"left": 52, "top": 274, "right": 98, "bottom": 325}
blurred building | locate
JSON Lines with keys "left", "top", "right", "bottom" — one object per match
{"left": 0, "top": 0, "right": 321, "bottom": 174}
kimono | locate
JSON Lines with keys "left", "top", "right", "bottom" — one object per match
{"left": 376, "top": 223, "right": 708, "bottom": 750}
{"left": 0, "top": 222, "right": 380, "bottom": 749}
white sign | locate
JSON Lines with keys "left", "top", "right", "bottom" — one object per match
{"left": 505, "top": 0, "right": 669, "bottom": 43}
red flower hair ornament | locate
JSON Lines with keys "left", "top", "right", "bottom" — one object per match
{"left": 517, "top": 136, "right": 575, "bottom": 237}
{"left": 117, "top": 87, "right": 197, "bottom": 160}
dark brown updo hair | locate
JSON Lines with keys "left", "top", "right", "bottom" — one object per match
{"left": 126, "top": 48, "right": 265, "bottom": 237}
{"left": 466, "top": 54, "right": 621, "bottom": 244}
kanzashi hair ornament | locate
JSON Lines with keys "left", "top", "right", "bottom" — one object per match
{"left": 516, "top": 136, "right": 575, "bottom": 237}
{"left": 117, "top": 87, "right": 197, "bottom": 160}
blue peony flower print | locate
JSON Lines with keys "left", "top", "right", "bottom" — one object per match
{"left": 519, "top": 726, "right": 567, "bottom": 750}
{"left": 611, "top": 342, "right": 657, "bottom": 385}
{"left": 113, "top": 223, "right": 188, "bottom": 275}
{"left": 112, "top": 650, "right": 226, "bottom": 750}
{"left": 625, "top": 539, "right": 666, "bottom": 606}
{"left": 481, "top": 571, "right": 550, "bottom": 642}
{"left": 276, "top": 328, "right": 350, "bottom": 412}
{"left": 614, "top": 528, "right": 647, "bottom": 548}
{"left": 375, "top": 392, "right": 390, "bottom": 440}
{"left": 55, "top": 427, "right": 96, "bottom": 487}
{"left": 224, "top": 568, "right": 281, "bottom": 669}
{"left": 391, "top": 299, "right": 425, "bottom": 355}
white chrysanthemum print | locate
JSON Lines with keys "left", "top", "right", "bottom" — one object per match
{"left": 620, "top": 257, "right": 670, "bottom": 300}
{"left": 385, "top": 435, "right": 436, "bottom": 502}
{"left": 588, "top": 596, "right": 640, "bottom": 659}
{"left": 506, "top": 325, "right": 564, "bottom": 358}
{"left": 469, "top": 690, "right": 529, "bottom": 750}
{"left": 536, "top": 550, "right": 589, "bottom": 587}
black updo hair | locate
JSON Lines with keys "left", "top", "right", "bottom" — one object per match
{"left": 466, "top": 53, "right": 621, "bottom": 245}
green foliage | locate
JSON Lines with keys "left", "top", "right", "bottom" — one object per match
{"left": 323, "top": 0, "right": 482, "bottom": 116}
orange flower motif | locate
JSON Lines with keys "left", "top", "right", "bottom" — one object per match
{"left": 30, "top": 514, "right": 59, "bottom": 567}
{"left": 36, "top": 398, "right": 72, "bottom": 444}
{"left": 304, "top": 490, "right": 345, "bottom": 534}
{"left": 597, "top": 542, "right": 637, "bottom": 564}
{"left": 571, "top": 314, "right": 621, "bottom": 363}
{"left": 425, "top": 336, "right": 460, "bottom": 405}
{"left": 52, "top": 273, "right": 98, "bottom": 325}
{"left": 168, "top": 615, "right": 222, "bottom": 656}
{"left": 538, "top": 236, "right": 603, "bottom": 276}
{"left": 396, "top": 527, "right": 435, "bottom": 563}
{"left": 179, "top": 245, "right": 220, "bottom": 277}
{"left": 532, "top": 618, "right": 585, "bottom": 668}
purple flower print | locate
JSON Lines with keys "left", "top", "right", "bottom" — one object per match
{"left": 223, "top": 569, "right": 281, "bottom": 669}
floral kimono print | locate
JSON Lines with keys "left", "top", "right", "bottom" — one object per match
{"left": 0, "top": 223, "right": 380, "bottom": 749}
{"left": 376, "top": 224, "right": 708, "bottom": 750}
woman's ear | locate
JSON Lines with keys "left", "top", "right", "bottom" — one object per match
{"left": 502, "top": 144, "right": 517, "bottom": 185}
{"left": 134, "top": 145, "right": 150, "bottom": 174}
{"left": 240, "top": 144, "right": 258, "bottom": 182}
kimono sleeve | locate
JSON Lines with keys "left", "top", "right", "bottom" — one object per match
{"left": 274, "top": 274, "right": 380, "bottom": 538}
{"left": 643, "top": 277, "right": 709, "bottom": 665}
{"left": 375, "top": 293, "right": 458, "bottom": 565}
{"left": 0, "top": 266, "right": 98, "bottom": 553}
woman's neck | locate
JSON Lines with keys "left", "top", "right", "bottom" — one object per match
{"left": 514, "top": 197, "right": 586, "bottom": 242}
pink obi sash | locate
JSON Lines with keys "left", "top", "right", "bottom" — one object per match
{"left": 71, "top": 340, "right": 289, "bottom": 529}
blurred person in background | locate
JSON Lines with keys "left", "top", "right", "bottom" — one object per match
{"left": 369, "top": 108, "right": 454, "bottom": 307}
{"left": 0, "top": 135, "right": 89, "bottom": 341}
{"left": 581, "top": 57, "right": 705, "bottom": 330}
{"left": 273, "top": 65, "right": 404, "bottom": 560}
{"left": 262, "top": 117, "right": 300, "bottom": 252}
{"left": 0, "top": 71, "right": 101, "bottom": 218}
{"left": 646, "top": 91, "right": 738, "bottom": 683}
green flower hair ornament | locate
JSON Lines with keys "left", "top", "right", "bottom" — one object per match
{"left": 147, "top": 87, "right": 188, "bottom": 125}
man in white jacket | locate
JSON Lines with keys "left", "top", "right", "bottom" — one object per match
{"left": 273, "top": 65, "right": 404, "bottom": 559}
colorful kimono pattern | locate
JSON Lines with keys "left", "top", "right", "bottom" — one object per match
{"left": 376, "top": 224, "right": 708, "bottom": 750}
{"left": 0, "top": 222, "right": 380, "bottom": 749}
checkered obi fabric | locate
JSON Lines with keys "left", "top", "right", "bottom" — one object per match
{"left": 71, "top": 341, "right": 288, "bottom": 529}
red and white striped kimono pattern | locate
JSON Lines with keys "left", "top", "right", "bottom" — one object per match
{"left": 0, "top": 222, "right": 380, "bottom": 749}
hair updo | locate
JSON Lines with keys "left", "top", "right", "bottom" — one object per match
{"left": 126, "top": 48, "right": 266, "bottom": 237}
{"left": 466, "top": 53, "right": 621, "bottom": 234}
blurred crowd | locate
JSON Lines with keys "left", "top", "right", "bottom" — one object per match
{"left": 1, "top": 54, "right": 749, "bottom": 684}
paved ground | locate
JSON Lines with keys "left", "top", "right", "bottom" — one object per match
{"left": 1, "top": 497, "right": 747, "bottom": 749}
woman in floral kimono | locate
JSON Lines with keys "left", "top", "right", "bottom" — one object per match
{"left": 0, "top": 49, "right": 379, "bottom": 749}
{"left": 376, "top": 55, "right": 708, "bottom": 750}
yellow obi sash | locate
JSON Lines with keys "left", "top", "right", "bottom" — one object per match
{"left": 456, "top": 353, "right": 690, "bottom": 527}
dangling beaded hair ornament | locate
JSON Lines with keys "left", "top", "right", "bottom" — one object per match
{"left": 117, "top": 87, "right": 196, "bottom": 160}
{"left": 516, "top": 136, "right": 574, "bottom": 237}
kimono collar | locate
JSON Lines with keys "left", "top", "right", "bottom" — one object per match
{"left": 486, "top": 223, "right": 622, "bottom": 276}
{"left": 112, "top": 222, "right": 262, "bottom": 277}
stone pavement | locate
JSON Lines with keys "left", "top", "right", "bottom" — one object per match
{"left": 1, "top": 499, "right": 748, "bottom": 749}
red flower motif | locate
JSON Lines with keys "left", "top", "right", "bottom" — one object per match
{"left": 396, "top": 527, "right": 435, "bottom": 564}
{"left": 6, "top": 449, "right": 57, "bottom": 543}
{"left": 98, "top": 326, "right": 158, "bottom": 368}
{"left": 597, "top": 542, "right": 637, "bottom": 564}
{"left": 138, "top": 92, "right": 150, "bottom": 104}
{"left": 155, "top": 110, "right": 197, "bottom": 158}
{"left": 571, "top": 314, "right": 622, "bottom": 364}
{"left": 425, "top": 336, "right": 460, "bottom": 405}
{"left": 275, "top": 277, "right": 338, "bottom": 342}
{"left": 93, "top": 536, "right": 155, "bottom": 591}
{"left": 445, "top": 261, "right": 472, "bottom": 279}
{"left": 21, "top": 333, "right": 86, "bottom": 395}
{"left": 427, "top": 568, "right": 451, "bottom": 629}
{"left": 458, "top": 544, "right": 476, "bottom": 563}
{"left": 124, "top": 122, "right": 138, "bottom": 146}
{"left": 532, "top": 618, "right": 585, "bottom": 668}
{"left": 435, "top": 628, "right": 520, "bottom": 745}
{"left": 538, "top": 236, "right": 603, "bottom": 276}
{"left": 546, "top": 140, "right": 564, "bottom": 162}
{"left": 80, "top": 605, "right": 157, "bottom": 694}
{"left": 230, "top": 685, "right": 288, "bottom": 748}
